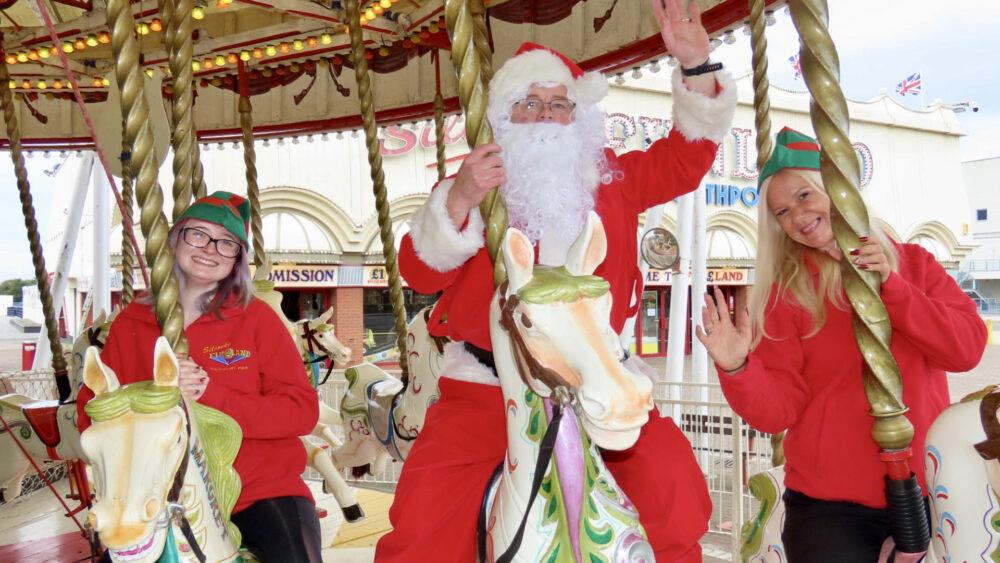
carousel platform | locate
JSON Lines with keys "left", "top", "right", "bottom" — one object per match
{"left": 0, "top": 475, "right": 392, "bottom": 563}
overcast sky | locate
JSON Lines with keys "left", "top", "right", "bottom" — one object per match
{"left": 1, "top": 0, "right": 997, "bottom": 284}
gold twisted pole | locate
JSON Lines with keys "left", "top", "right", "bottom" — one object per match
{"left": 748, "top": 0, "right": 781, "bottom": 467}
{"left": 120, "top": 134, "right": 136, "bottom": 306}
{"left": 165, "top": 0, "right": 197, "bottom": 221}
{"left": 108, "top": 0, "right": 187, "bottom": 354}
{"left": 239, "top": 94, "right": 265, "bottom": 271}
{"left": 0, "top": 58, "right": 70, "bottom": 386}
{"left": 445, "top": 0, "right": 505, "bottom": 286}
{"left": 749, "top": 0, "right": 773, "bottom": 171}
{"left": 345, "top": 0, "right": 408, "bottom": 374}
{"left": 790, "top": 0, "right": 909, "bottom": 450}
{"left": 433, "top": 92, "right": 446, "bottom": 182}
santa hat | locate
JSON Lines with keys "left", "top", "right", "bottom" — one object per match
{"left": 488, "top": 42, "right": 608, "bottom": 124}
{"left": 758, "top": 127, "right": 822, "bottom": 188}
{"left": 176, "top": 191, "right": 251, "bottom": 248}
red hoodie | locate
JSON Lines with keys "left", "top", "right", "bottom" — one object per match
{"left": 77, "top": 297, "right": 319, "bottom": 514}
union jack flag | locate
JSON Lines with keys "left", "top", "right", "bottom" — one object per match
{"left": 788, "top": 54, "right": 802, "bottom": 80}
{"left": 895, "top": 72, "right": 922, "bottom": 96}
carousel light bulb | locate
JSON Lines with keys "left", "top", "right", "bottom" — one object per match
{"left": 145, "top": 68, "right": 154, "bottom": 77}
{"left": 227, "top": 53, "right": 238, "bottom": 63}
{"left": 203, "top": 58, "right": 213, "bottom": 69}
{"left": 9, "top": 79, "right": 16, "bottom": 89}
{"left": 74, "top": 38, "right": 87, "bottom": 50}
{"left": 27, "top": 49, "right": 40, "bottom": 61}
{"left": 4, "top": 54, "right": 16, "bottom": 64}
{"left": 211, "top": 77, "right": 222, "bottom": 86}
{"left": 742, "top": 23, "right": 752, "bottom": 36}
{"left": 98, "top": 32, "right": 111, "bottom": 44}
{"left": 306, "top": 36, "right": 318, "bottom": 48}
{"left": 16, "top": 52, "right": 28, "bottom": 63}
{"left": 62, "top": 42, "right": 74, "bottom": 53}
{"left": 358, "top": 16, "right": 367, "bottom": 25}
{"left": 428, "top": 22, "right": 439, "bottom": 33}
{"left": 137, "top": 22, "right": 150, "bottom": 35}
{"left": 50, "top": 45, "right": 59, "bottom": 55}
{"left": 614, "top": 73, "right": 625, "bottom": 85}
{"left": 150, "top": 19, "right": 163, "bottom": 32}
{"left": 667, "top": 55, "right": 678, "bottom": 67}
{"left": 192, "top": 60, "right": 201, "bottom": 71}
{"left": 192, "top": 6, "right": 205, "bottom": 19}
{"left": 631, "top": 68, "right": 642, "bottom": 80}
{"left": 37, "top": 79, "right": 47, "bottom": 89}
{"left": 320, "top": 33, "right": 332, "bottom": 45}
{"left": 648, "top": 60, "right": 661, "bottom": 73}
{"left": 336, "top": 131, "right": 343, "bottom": 139}
{"left": 86, "top": 35, "right": 99, "bottom": 47}
{"left": 292, "top": 39, "right": 303, "bottom": 51}
{"left": 262, "top": 67, "right": 272, "bottom": 77}
{"left": 764, "top": 10, "right": 776, "bottom": 25}
{"left": 372, "top": 4, "right": 383, "bottom": 15}
{"left": 365, "top": 8, "right": 376, "bottom": 20}
{"left": 215, "top": 55, "right": 226, "bottom": 66}
{"left": 38, "top": 48, "right": 50, "bottom": 59}
{"left": 252, "top": 47, "right": 263, "bottom": 59}
{"left": 723, "top": 31, "right": 736, "bottom": 44}
{"left": 93, "top": 77, "right": 103, "bottom": 87}
{"left": 101, "top": 77, "right": 110, "bottom": 86}
{"left": 265, "top": 44, "right": 277, "bottom": 56}
{"left": 279, "top": 42, "right": 290, "bottom": 53}
{"left": 239, "top": 50, "right": 251, "bottom": 61}
{"left": 53, "top": 79, "right": 63, "bottom": 89}
{"left": 379, "top": 0, "right": 390, "bottom": 7}
{"left": 378, "top": 46, "right": 388, "bottom": 56}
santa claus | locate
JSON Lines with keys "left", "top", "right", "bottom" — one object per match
{"left": 383, "top": 1, "right": 737, "bottom": 561}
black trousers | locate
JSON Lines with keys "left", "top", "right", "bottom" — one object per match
{"left": 782, "top": 488, "right": 892, "bottom": 562}
{"left": 231, "top": 495, "right": 323, "bottom": 563}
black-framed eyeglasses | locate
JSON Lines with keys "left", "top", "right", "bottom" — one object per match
{"left": 181, "top": 228, "right": 242, "bottom": 258}
{"left": 511, "top": 96, "right": 576, "bottom": 118}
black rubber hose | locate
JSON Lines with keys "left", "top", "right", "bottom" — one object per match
{"left": 885, "top": 473, "right": 930, "bottom": 553}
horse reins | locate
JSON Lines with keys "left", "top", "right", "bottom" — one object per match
{"left": 299, "top": 323, "right": 336, "bottom": 386}
{"left": 166, "top": 399, "right": 207, "bottom": 563}
{"left": 974, "top": 389, "right": 1000, "bottom": 461}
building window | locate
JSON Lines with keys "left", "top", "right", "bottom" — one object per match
{"left": 362, "top": 288, "right": 439, "bottom": 362}
{"left": 977, "top": 209, "right": 988, "bottom": 221}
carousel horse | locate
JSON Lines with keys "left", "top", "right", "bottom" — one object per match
{"left": 252, "top": 281, "right": 363, "bottom": 522}
{"left": 481, "top": 212, "right": 654, "bottom": 562}
{"left": 80, "top": 338, "right": 245, "bottom": 563}
{"left": 742, "top": 385, "right": 1000, "bottom": 563}
{"left": 334, "top": 303, "right": 447, "bottom": 474}
{"left": 0, "top": 311, "right": 116, "bottom": 501}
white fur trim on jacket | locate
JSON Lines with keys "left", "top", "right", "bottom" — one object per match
{"left": 408, "top": 178, "right": 485, "bottom": 272}
{"left": 441, "top": 341, "right": 500, "bottom": 386}
{"left": 670, "top": 66, "right": 738, "bottom": 144}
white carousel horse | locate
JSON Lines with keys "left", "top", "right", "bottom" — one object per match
{"left": 252, "top": 282, "right": 363, "bottom": 522}
{"left": 0, "top": 311, "right": 116, "bottom": 501}
{"left": 80, "top": 338, "right": 244, "bottom": 563}
{"left": 333, "top": 303, "right": 447, "bottom": 475}
{"left": 481, "top": 213, "right": 655, "bottom": 562}
{"left": 742, "top": 385, "right": 1000, "bottom": 563}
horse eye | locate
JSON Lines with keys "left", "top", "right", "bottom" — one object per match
{"left": 520, "top": 313, "right": 532, "bottom": 328}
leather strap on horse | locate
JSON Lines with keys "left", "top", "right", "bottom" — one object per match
{"left": 165, "top": 400, "right": 207, "bottom": 563}
{"left": 975, "top": 389, "right": 1000, "bottom": 460}
{"left": 478, "top": 403, "right": 564, "bottom": 563}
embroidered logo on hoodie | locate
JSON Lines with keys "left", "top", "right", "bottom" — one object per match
{"left": 209, "top": 347, "right": 251, "bottom": 366}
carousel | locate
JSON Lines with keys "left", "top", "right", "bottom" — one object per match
{"left": 0, "top": 0, "right": 997, "bottom": 560}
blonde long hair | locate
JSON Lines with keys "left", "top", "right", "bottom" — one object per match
{"left": 749, "top": 169, "right": 898, "bottom": 347}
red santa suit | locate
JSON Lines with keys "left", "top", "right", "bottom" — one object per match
{"left": 377, "top": 48, "right": 737, "bottom": 562}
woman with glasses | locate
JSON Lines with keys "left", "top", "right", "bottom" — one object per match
{"left": 77, "top": 191, "right": 322, "bottom": 563}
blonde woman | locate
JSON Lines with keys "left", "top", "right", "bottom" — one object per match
{"left": 697, "top": 128, "right": 986, "bottom": 561}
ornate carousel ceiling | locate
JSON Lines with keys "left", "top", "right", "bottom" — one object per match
{"left": 0, "top": 0, "right": 784, "bottom": 148}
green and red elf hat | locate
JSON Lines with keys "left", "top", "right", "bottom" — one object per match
{"left": 176, "top": 191, "right": 251, "bottom": 248}
{"left": 758, "top": 127, "right": 822, "bottom": 188}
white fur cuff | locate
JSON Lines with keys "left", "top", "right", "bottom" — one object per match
{"left": 440, "top": 341, "right": 500, "bottom": 386}
{"left": 408, "top": 178, "right": 486, "bottom": 272}
{"left": 670, "top": 66, "right": 738, "bottom": 144}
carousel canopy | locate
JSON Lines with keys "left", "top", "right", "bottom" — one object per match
{"left": 1, "top": 0, "right": 783, "bottom": 149}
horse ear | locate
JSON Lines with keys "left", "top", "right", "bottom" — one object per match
{"left": 152, "top": 337, "right": 180, "bottom": 387}
{"left": 503, "top": 227, "right": 535, "bottom": 294}
{"left": 83, "top": 346, "right": 120, "bottom": 396}
{"left": 319, "top": 307, "right": 335, "bottom": 324}
{"left": 565, "top": 212, "right": 607, "bottom": 276}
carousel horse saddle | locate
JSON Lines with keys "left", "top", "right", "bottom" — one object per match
{"left": 21, "top": 400, "right": 62, "bottom": 448}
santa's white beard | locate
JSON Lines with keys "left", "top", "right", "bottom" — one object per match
{"left": 496, "top": 119, "right": 608, "bottom": 265}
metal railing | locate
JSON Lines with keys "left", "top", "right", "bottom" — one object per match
{"left": 966, "top": 259, "right": 1000, "bottom": 272}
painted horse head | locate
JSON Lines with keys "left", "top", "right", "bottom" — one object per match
{"left": 80, "top": 337, "right": 243, "bottom": 562}
{"left": 296, "top": 307, "right": 352, "bottom": 366}
{"left": 492, "top": 211, "right": 653, "bottom": 450}
{"left": 69, "top": 308, "right": 119, "bottom": 401}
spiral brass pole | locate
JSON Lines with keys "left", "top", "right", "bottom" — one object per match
{"left": 165, "top": 0, "right": 197, "bottom": 221}
{"left": 790, "top": 0, "right": 911, "bottom": 453}
{"left": 192, "top": 135, "right": 207, "bottom": 200}
{"left": 345, "top": 0, "right": 408, "bottom": 374}
{"left": 0, "top": 57, "right": 71, "bottom": 399}
{"left": 433, "top": 93, "right": 446, "bottom": 181}
{"left": 120, "top": 134, "right": 136, "bottom": 306}
{"left": 239, "top": 96, "right": 265, "bottom": 272}
{"left": 445, "top": 0, "right": 506, "bottom": 286}
{"left": 107, "top": 0, "right": 188, "bottom": 354}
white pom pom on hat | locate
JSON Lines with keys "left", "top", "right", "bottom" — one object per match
{"left": 488, "top": 42, "right": 608, "bottom": 123}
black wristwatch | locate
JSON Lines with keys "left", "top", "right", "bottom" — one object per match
{"left": 681, "top": 59, "right": 723, "bottom": 77}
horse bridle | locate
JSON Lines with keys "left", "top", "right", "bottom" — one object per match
{"left": 165, "top": 400, "right": 207, "bottom": 563}
{"left": 974, "top": 388, "right": 1000, "bottom": 461}
{"left": 477, "top": 282, "right": 574, "bottom": 563}
{"left": 298, "top": 323, "right": 338, "bottom": 386}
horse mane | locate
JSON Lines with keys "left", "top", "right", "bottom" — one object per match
{"left": 191, "top": 401, "right": 244, "bottom": 546}
{"left": 516, "top": 265, "right": 609, "bottom": 305}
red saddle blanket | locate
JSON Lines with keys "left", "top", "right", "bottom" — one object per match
{"left": 22, "top": 400, "right": 61, "bottom": 448}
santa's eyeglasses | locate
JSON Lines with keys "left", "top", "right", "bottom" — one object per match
{"left": 511, "top": 96, "right": 576, "bottom": 118}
